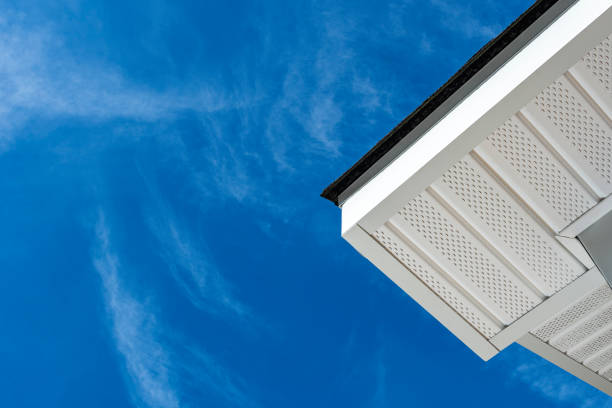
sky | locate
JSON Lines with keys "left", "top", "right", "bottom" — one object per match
{"left": 1, "top": 0, "right": 611, "bottom": 407}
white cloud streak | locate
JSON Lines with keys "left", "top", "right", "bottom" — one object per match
{"left": 135, "top": 164, "right": 254, "bottom": 324}
{"left": 429, "top": 0, "right": 501, "bottom": 41}
{"left": 0, "top": 2, "right": 394, "bottom": 218}
{"left": 0, "top": 12, "right": 237, "bottom": 151}
{"left": 93, "top": 212, "right": 179, "bottom": 408}
{"left": 263, "top": 10, "right": 386, "bottom": 171}
{"left": 146, "top": 207, "right": 250, "bottom": 321}
{"left": 93, "top": 211, "right": 254, "bottom": 408}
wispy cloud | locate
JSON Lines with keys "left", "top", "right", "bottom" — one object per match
{"left": 352, "top": 75, "right": 393, "bottom": 115}
{"left": 93, "top": 212, "right": 179, "bottom": 408}
{"left": 0, "top": 2, "right": 394, "bottom": 220}
{"left": 146, "top": 205, "right": 251, "bottom": 321}
{"left": 0, "top": 11, "right": 244, "bottom": 151}
{"left": 384, "top": 0, "right": 501, "bottom": 58}
{"left": 0, "top": 3, "right": 286, "bottom": 219}
{"left": 171, "top": 342, "right": 253, "bottom": 407}
{"left": 265, "top": 61, "right": 343, "bottom": 171}
{"left": 134, "top": 163, "right": 254, "bottom": 324}
{"left": 429, "top": 0, "right": 501, "bottom": 41}
{"left": 264, "top": 9, "right": 387, "bottom": 171}
{"left": 92, "top": 211, "right": 254, "bottom": 408}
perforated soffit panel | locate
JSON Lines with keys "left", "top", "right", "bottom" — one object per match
{"left": 337, "top": 0, "right": 612, "bottom": 397}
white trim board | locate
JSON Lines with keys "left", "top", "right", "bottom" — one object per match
{"left": 335, "top": 0, "right": 612, "bottom": 395}
{"left": 555, "top": 236, "right": 595, "bottom": 269}
{"left": 560, "top": 194, "right": 612, "bottom": 238}
{"left": 342, "top": 0, "right": 612, "bottom": 235}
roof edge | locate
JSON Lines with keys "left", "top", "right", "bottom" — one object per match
{"left": 321, "top": 0, "right": 577, "bottom": 206}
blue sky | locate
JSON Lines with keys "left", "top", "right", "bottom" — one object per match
{"left": 1, "top": 0, "right": 611, "bottom": 407}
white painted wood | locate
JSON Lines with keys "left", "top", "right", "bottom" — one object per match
{"left": 566, "top": 321, "right": 612, "bottom": 361}
{"left": 549, "top": 297, "right": 612, "bottom": 350}
{"left": 473, "top": 140, "right": 569, "bottom": 233}
{"left": 569, "top": 63, "right": 612, "bottom": 122}
{"left": 432, "top": 151, "right": 586, "bottom": 290}
{"left": 560, "top": 194, "right": 612, "bottom": 237}
{"left": 518, "top": 333, "right": 612, "bottom": 396}
{"left": 582, "top": 342, "right": 612, "bottom": 371}
{"left": 375, "top": 224, "right": 503, "bottom": 337}
{"left": 430, "top": 180, "right": 551, "bottom": 297}
{"left": 492, "top": 268, "right": 605, "bottom": 350}
{"left": 387, "top": 214, "right": 515, "bottom": 325}
{"left": 474, "top": 113, "right": 598, "bottom": 233}
{"left": 336, "top": 0, "right": 612, "bottom": 390}
{"left": 517, "top": 106, "right": 605, "bottom": 201}
{"left": 342, "top": 224, "right": 500, "bottom": 360}
{"left": 520, "top": 76, "right": 612, "bottom": 198}
{"left": 342, "top": 1, "right": 612, "bottom": 234}
{"left": 598, "top": 359, "right": 612, "bottom": 377}
{"left": 556, "top": 236, "right": 595, "bottom": 268}
{"left": 389, "top": 189, "right": 544, "bottom": 323}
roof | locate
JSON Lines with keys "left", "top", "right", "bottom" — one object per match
{"left": 321, "top": 0, "right": 577, "bottom": 206}
{"left": 333, "top": 0, "right": 612, "bottom": 395}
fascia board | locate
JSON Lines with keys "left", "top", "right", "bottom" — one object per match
{"left": 341, "top": 0, "right": 612, "bottom": 235}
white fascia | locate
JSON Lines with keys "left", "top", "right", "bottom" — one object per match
{"left": 341, "top": 0, "right": 612, "bottom": 236}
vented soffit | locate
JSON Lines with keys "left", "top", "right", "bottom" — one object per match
{"left": 331, "top": 0, "right": 612, "bottom": 397}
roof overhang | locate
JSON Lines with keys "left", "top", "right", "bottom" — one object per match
{"left": 580, "top": 209, "right": 612, "bottom": 286}
{"left": 322, "top": 0, "right": 579, "bottom": 206}
{"left": 326, "top": 0, "right": 612, "bottom": 396}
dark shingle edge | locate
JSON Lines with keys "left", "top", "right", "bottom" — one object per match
{"left": 321, "top": 0, "right": 577, "bottom": 206}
